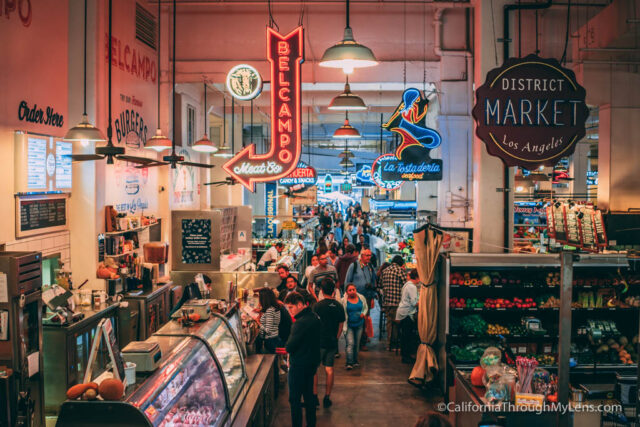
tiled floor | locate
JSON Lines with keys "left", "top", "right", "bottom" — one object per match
{"left": 271, "top": 305, "right": 444, "bottom": 426}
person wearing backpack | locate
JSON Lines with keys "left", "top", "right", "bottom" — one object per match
{"left": 344, "top": 248, "right": 376, "bottom": 350}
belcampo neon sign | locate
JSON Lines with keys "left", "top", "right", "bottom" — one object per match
{"left": 224, "top": 27, "right": 304, "bottom": 191}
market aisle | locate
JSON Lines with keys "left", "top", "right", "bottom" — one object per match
{"left": 271, "top": 305, "right": 443, "bottom": 427}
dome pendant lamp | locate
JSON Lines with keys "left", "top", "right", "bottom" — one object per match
{"left": 145, "top": 0, "right": 172, "bottom": 152}
{"left": 319, "top": 0, "right": 378, "bottom": 74}
{"left": 328, "top": 76, "right": 366, "bottom": 111}
{"left": 64, "top": 0, "right": 106, "bottom": 143}
{"left": 193, "top": 82, "right": 218, "bottom": 153}
{"left": 333, "top": 112, "right": 361, "bottom": 139}
{"left": 215, "top": 95, "right": 233, "bottom": 158}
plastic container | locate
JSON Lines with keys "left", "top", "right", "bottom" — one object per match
{"left": 124, "top": 362, "right": 137, "bottom": 386}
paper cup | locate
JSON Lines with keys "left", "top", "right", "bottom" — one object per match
{"left": 124, "top": 362, "right": 136, "bottom": 386}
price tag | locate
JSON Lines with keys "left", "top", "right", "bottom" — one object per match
{"left": 518, "top": 346, "right": 527, "bottom": 354}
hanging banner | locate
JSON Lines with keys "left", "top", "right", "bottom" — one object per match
{"left": 265, "top": 183, "right": 278, "bottom": 238}
{"left": 372, "top": 88, "right": 443, "bottom": 186}
{"left": 278, "top": 161, "right": 317, "bottom": 188}
{"left": 472, "top": 55, "right": 589, "bottom": 169}
{"left": 224, "top": 27, "right": 304, "bottom": 191}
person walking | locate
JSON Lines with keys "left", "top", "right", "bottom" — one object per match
{"left": 381, "top": 255, "right": 406, "bottom": 351}
{"left": 255, "top": 288, "right": 283, "bottom": 354}
{"left": 334, "top": 244, "right": 358, "bottom": 291}
{"left": 284, "top": 292, "right": 322, "bottom": 427}
{"left": 312, "top": 279, "right": 345, "bottom": 408}
{"left": 340, "top": 284, "right": 368, "bottom": 370}
{"left": 307, "top": 250, "right": 338, "bottom": 296}
{"left": 396, "top": 269, "right": 421, "bottom": 363}
{"left": 344, "top": 248, "right": 377, "bottom": 350}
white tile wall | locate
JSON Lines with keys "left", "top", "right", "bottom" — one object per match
{"left": 5, "top": 231, "right": 71, "bottom": 266}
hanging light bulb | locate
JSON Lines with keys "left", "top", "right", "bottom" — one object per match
{"left": 333, "top": 112, "right": 361, "bottom": 139}
{"left": 320, "top": 0, "right": 378, "bottom": 74}
{"left": 214, "top": 95, "right": 234, "bottom": 157}
{"left": 192, "top": 82, "right": 218, "bottom": 153}
{"left": 64, "top": 0, "right": 106, "bottom": 143}
{"left": 328, "top": 76, "right": 366, "bottom": 111}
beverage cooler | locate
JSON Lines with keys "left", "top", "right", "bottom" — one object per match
{"left": 122, "top": 282, "right": 172, "bottom": 341}
{"left": 0, "top": 251, "right": 44, "bottom": 427}
{"left": 56, "top": 312, "right": 250, "bottom": 426}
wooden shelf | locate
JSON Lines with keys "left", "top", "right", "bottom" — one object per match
{"left": 104, "top": 224, "right": 152, "bottom": 236}
{"left": 104, "top": 249, "right": 138, "bottom": 258}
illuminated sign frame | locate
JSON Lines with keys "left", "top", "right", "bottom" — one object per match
{"left": 278, "top": 161, "right": 317, "bottom": 188}
{"left": 265, "top": 183, "right": 278, "bottom": 238}
{"left": 472, "top": 54, "right": 588, "bottom": 169}
{"left": 226, "top": 64, "right": 263, "bottom": 101}
{"left": 224, "top": 27, "right": 304, "bottom": 191}
{"left": 373, "top": 88, "right": 443, "bottom": 186}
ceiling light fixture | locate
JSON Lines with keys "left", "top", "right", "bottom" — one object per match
{"left": 192, "top": 82, "right": 218, "bottom": 153}
{"left": 214, "top": 95, "right": 233, "bottom": 158}
{"left": 339, "top": 158, "right": 354, "bottom": 168}
{"left": 145, "top": 0, "right": 172, "bottom": 152}
{"left": 333, "top": 112, "right": 361, "bottom": 138}
{"left": 319, "top": 0, "right": 378, "bottom": 74}
{"left": 64, "top": 0, "right": 106, "bottom": 143}
{"left": 328, "top": 76, "right": 366, "bottom": 110}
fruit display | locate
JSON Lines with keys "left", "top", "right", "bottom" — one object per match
{"left": 487, "top": 323, "right": 510, "bottom": 336}
{"left": 546, "top": 272, "right": 560, "bottom": 287}
{"left": 451, "top": 343, "right": 490, "bottom": 362}
{"left": 66, "top": 379, "right": 123, "bottom": 402}
{"left": 451, "top": 315, "right": 487, "bottom": 336}
{"left": 625, "top": 296, "right": 640, "bottom": 307}
{"left": 534, "top": 354, "right": 556, "bottom": 366}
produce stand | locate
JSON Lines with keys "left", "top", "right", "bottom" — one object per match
{"left": 438, "top": 253, "right": 639, "bottom": 426}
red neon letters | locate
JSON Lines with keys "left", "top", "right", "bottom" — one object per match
{"left": 223, "top": 27, "right": 304, "bottom": 191}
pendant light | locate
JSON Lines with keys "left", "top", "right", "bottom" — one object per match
{"left": 193, "top": 82, "right": 218, "bottom": 153}
{"left": 339, "top": 158, "right": 354, "bottom": 168}
{"left": 145, "top": 0, "right": 172, "bottom": 152}
{"left": 328, "top": 76, "right": 366, "bottom": 111}
{"left": 319, "top": 0, "right": 378, "bottom": 74}
{"left": 64, "top": 0, "right": 106, "bottom": 143}
{"left": 214, "top": 95, "right": 233, "bottom": 158}
{"left": 339, "top": 148, "right": 354, "bottom": 158}
{"left": 333, "top": 112, "right": 361, "bottom": 139}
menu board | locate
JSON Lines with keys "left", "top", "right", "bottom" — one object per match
{"left": 55, "top": 141, "right": 73, "bottom": 189}
{"left": 27, "top": 137, "right": 47, "bottom": 189}
{"left": 593, "top": 210, "right": 608, "bottom": 247}
{"left": 16, "top": 195, "right": 68, "bottom": 237}
{"left": 578, "top": 207, "right": 598, "bottom": 252}
{"left": 552, "top": 204, "right": 567, "bottom": 243}
{"left": 545, "top": 206, "right": 556, "bottom": 239}
{"left": 564, "top": 207, "right": 582, "bottom": 248}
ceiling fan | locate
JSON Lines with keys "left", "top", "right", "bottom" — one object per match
{"left": 136, "top": 0, "right": 213, "bottom": 170}
{"left": 69, "top": 0, "right": 158, "bottom": 167}
{"left": 203, "top": 177, "right": 238, "bottom": 187}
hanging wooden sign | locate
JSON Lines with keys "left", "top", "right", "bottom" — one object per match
{"left": 473, "top": 55, "right": 589, "bottom": 169}
{"left": 223, "top": 27, "right": 304, "bottom": 191}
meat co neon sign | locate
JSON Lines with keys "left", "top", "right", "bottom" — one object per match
{"left": 224, "top": 27, "right": 304, "bottom": 191}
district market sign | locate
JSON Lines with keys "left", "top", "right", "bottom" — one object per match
{"left": 472, "top": 55, "right": 589, "bottom": 169}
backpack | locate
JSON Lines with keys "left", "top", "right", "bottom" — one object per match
{"left": 348, "top": 262, "right": 375, "bottom": 290}
{"left": 278, "top": 304, "right": 293, "bottom": 342}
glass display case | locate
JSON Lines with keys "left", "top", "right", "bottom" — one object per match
{"left": 127, "top": 338, "right": 228, "bottom": 426}
{"left": 226, "top": 308, "right": 247, "bottom": 357}
{"left": 154, "top": 313, "right": 248, "bottom": 406}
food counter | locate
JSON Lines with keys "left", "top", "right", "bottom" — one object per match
{"left": 220, "top": 253, "right": 252, "bottom": 272}
{"left": 56, "top": 310, "right": 276, "bottom": 427}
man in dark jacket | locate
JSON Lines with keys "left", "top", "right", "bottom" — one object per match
{"left": 284, "top": 292, "right": 322, "bottom": 427}
{"left": 334, "top": 244, "right": 358, "bottom": 291}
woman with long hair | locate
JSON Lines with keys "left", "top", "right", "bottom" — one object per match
{"left": 340, "top": 283, "right": 368, "bottom": 370}
{"left": 256, "top": 288, "right": 283, "bottom": 354}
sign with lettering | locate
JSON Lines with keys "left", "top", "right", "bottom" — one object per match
{"left": 181, "top": 219, "right": 212, "bottom": 264}
{"left": 323, "top": 175, "right": 333, "bottom": 193}
{"left": 15, "top": 194, "right": 68, "bottom": 238}
{"left": 278, "top": 161, "right": 317, "bottom": 188}
{"left": 18, "top": 100, "right": 64, "bottom": 128}
{"left": 473, "top": 55, "right": 589, "bottom": 168}
{"left": 265, "top": 183, "right": 278, "bottom": 238}
{"left": 223, "top": 27, "right": 304, "bottom": 191}
{"left": 355, "top": 163, "right": 375, "bottom": 186}
{"left": 371, "top": 88, "right": 442, "bottom": 189}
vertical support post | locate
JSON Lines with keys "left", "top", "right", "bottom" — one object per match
{"left": 557, "top": 251, "right": 574, "bottom": 426}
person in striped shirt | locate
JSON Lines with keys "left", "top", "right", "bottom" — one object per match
{"left": 256, "top": 288, "right": 283, "bottom": 354}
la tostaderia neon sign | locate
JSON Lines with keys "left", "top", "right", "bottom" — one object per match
{"left": 223, "top": 27, "right": 304, "bottom": 191}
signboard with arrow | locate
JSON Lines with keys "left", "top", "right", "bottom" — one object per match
{"left": 223, "top": 27, "right": 304, "bottom": 191}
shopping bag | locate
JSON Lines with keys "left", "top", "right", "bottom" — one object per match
{"left": 365, "top": 315, "right": 374, "bottom": 338}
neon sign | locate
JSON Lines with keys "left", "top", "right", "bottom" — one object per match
{"left": 224, "top": 27, "right": 304, "bottom": 191}
{"left": 278, "top": 161, "right": 317, "bottom": 188}
{"left": 472, "top": 55, "right": 588, "bottom": 169}
{"left": 226, "top": 64, "right": 263, "bottom": 101}
{"left": 265, "top": 183, "right": 277, "bottom": 238}
{"left": 372, "top": 88, "right": 443, "bottom": 188}
{"left": 323, "top": 175, "right": 333, "bottom": 193}
{"left": 355, "top": 163, "right": 375, "bottom": 186}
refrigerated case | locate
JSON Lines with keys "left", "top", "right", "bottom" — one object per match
{"left": 122, "top": 282, "right": 172, "bottom": 341}
{"left": 43, "top": 303, "right": 119, "bottom": 415}
{"left": 154, "top": 312, "right": 248, "bottom": 407}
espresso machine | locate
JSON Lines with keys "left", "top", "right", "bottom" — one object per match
{"left": 0, "top": 252, "right": 43, "bottom": 427}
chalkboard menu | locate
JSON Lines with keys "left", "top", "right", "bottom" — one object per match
{"left": 16, "top": 195, "right": 68, "bottom": 237}
{"left": 181, "top": 219, "right": 212, "bottom": 264}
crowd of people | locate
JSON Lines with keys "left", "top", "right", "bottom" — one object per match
{"left": 253, "top": 203, "right": 428, "bottom": 427}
